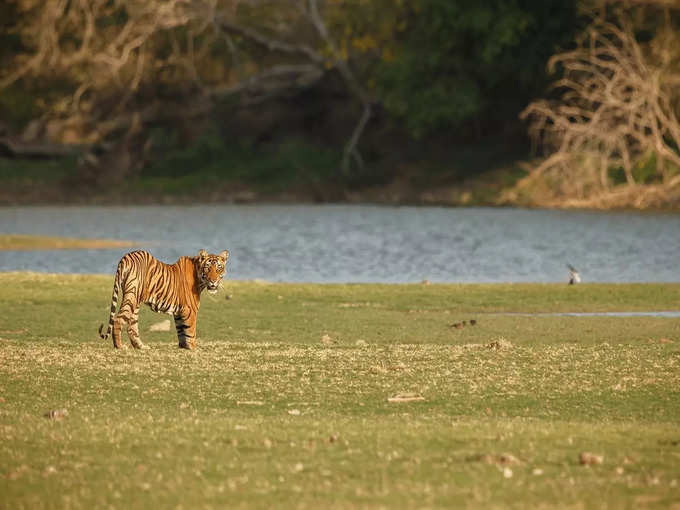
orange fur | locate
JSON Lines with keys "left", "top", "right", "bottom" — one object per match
{"left": 99, "top": 249, "right": 228, "bottom": 349}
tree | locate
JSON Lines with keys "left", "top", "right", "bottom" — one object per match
{"left": 0, "top": 0, "right": 198, "bottom": 178}
{"left": 0, "top": 0, "right": 384, "bottom": 179}
{"left": 510, "top": 3, "right": 680, "bottom": 208}
{"left": 374, "top": 0, "right": 581, "bottom": 139}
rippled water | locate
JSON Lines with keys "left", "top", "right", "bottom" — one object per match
{"left": 0, "top": 205, "right": 678, "bottom": 283}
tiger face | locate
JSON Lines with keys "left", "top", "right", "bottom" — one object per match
{"left": 198, "top": 249, "right": 229, "bottom": 294}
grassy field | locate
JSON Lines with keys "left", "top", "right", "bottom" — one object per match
{"left": 1, "top": 273, "right": 679, "bottom": 508}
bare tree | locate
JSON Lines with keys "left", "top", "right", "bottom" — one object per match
{"left": 1, "top": 0, "right": 198, "bottom": 178}
{"left": 2, "top": 1, "right": 192, "bottom": 126}
{"left": 507, "top": 7, "right": 680, "bottom": 209}
{"left": 208, "top": 0, "right": 374, "bottom": 175}
{"left": 1, "top": 0, "right": 375, "bottom": 178}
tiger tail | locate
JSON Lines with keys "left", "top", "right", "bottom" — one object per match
{"left": 99, "top": 260, "right": 123, "bottom": 340}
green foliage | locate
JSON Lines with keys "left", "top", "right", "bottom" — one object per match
{"left": 633, "top": 152, "right": 663, "bottom": 184}
{"left": 0, "top": 156, "right": 76, "bottom": 183}
{"left": 0, "top": 2, "right": 24, "bottom": 62}
{"left": 608, "top": 152, "right": 665, "bottom": 186}
{"left": 143, "top": 129, "right": 340, "bottom": 192}
{"left": 375, "top": 0, "right": 582, "bottom": 138}
{"left": 0, "top": 85, "right": 42, "bottom": 129}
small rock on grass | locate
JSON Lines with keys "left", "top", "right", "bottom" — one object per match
{"left": 149, "top": 319, "right": 171, "bottom": 332}
{"left": 450, "top": 319, "right": 477, "bottom": 329}
{"left": 579, "top": 452, "right": 604, "bottom": 465}
{"left": 487, "top": 338, "right": 512, "bottom": 350}
{"left": 387, "top": 393, "right": 425, "bottom": 403}
{"left": 468, "top": 453, "right": 520, "bottom": 465}
{"left": 44, "top": 409, "right": 68, "bottom": 419}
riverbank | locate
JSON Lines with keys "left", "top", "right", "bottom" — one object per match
{"left": 0, "top": 234, "right": 137, "bottom": 251}
{"left": 0, "top": 160, "right": 518, "bottom": 208}
{"left": 3, "top": 155, "right": 680, "bottom": 210}
{"left": 4, "top": 169, "right": 680, "bottom": 212}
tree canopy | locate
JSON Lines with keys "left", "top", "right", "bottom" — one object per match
{"left": 375, "top": 0, "right": 580, "bottom": 138}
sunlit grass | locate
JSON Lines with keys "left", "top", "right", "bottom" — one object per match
{"left": 1, "top": 273, "right": 679, "bottom": 508}
{"left": 0, "top": 234, "right": 137, "bottom": 251}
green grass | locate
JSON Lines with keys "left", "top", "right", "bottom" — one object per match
{"left": 1, "top": 274, "right": 679, "bottom": 508}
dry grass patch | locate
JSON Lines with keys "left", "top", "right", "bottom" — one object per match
{"left": 0, "top": 234, "right": 136, "bottom": 251}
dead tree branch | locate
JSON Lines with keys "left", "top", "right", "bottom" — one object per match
{"left": 2, "top": 0, "right": 378, "bottom": 180}
{"left": 508, "top": 11, "right": 680, "bottom": 209}
{"left": 214, "top": 0, "right": 376, "bottom": 176}
{"left": 306, "top": 0, "right": 374, "bottom": 175}
{"left": 217, "top": 19, "right": 324, "bottom": 65}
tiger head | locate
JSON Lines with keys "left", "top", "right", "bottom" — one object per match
{"left": 197, "top": 249, "right": 229, "bottom": 294}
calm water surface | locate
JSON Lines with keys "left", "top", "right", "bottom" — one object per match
{"left": 0, "top": 205, "right": 678, "bottom": 283}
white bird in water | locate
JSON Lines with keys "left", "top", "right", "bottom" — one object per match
{"left": 567, "top": 264, "right": 581, "bottom": 285}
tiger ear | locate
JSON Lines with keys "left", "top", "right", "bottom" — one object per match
{"left": 198, "top": 249, "right": 208, "bottom": 260}
{"left": 219, "top": 249, "right": 229, "bottom": 262}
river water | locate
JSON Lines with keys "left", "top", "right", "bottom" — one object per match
{"left": 0, "top": 205, "right": 678, "bottom": 283}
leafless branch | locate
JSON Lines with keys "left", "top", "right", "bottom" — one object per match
{"left": 306, "top": 0, "right": 374, "bottom": 175}
{"left": 208, "top": 64, "right": 324, "bottom": 103}
{"left": 509, "top": 10, "right": 680, "bottom": 208}
{"left": 2, "top": 0, "right": 378, "bottom": 180}
{"left": 216, "top": 18, "right": 324, "bottom": 64}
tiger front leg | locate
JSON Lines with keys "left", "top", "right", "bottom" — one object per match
{"left": 174, "top": 312, "right": 197, "bottom": 350}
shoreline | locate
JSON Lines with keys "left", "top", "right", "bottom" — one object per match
{"left": 0, "top": 234, "right": 138, "bottom": 251}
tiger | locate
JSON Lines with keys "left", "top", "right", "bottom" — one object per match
{"left": 99, "top": 249, "right": 229, "bottom": 350}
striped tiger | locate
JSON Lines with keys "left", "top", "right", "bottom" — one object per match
{"left": 99, "top": 249, "right": 229, "bottom": 350}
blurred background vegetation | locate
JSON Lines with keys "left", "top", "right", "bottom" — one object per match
{"left": 0, "top": 0, "right": 678, "bottom": 207}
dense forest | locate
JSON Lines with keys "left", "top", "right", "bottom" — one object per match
{"left": 1, "top": 0, "right": 679, "bottom": 208}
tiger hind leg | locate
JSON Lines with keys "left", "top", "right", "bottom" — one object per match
{"left": 112, "top": 298, "right": 139, "bottom": 349}
{"left": 126, "top": 310, "right": 148, "bottom": 349}
{"left": 112, "top": 313, "right": 126, "bottom": 349}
